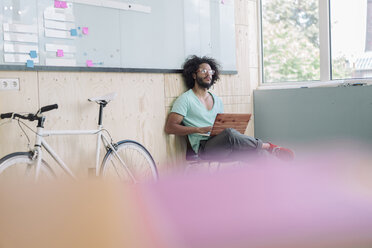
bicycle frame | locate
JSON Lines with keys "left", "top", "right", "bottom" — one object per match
{"left": 33, "top": 124, "right": 110, "bottom": 180}
{"left": 2, "top": 93, "right": 140, "bottom": 182}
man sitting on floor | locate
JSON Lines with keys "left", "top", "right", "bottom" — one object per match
{"left": 165, "top": 55, "right": 294, "bottom": 161}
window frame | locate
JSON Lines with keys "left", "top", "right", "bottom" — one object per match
{"left": 258, "top": 0, "right": 372, "bottom": 89}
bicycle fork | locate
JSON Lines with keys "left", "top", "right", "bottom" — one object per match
{"left": 33, "top": 127, "right": 44, "bottom": 181}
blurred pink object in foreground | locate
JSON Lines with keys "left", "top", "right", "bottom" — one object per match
{"left": 137, "top": 149, "right": 372, "bottom": 248}
{"left": 1, "top": 148, "right": 372, "bottom": 248}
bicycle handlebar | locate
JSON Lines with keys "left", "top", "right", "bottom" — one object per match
{"left": 0, "top": 104, "right": 58, "bottom": 121}
{"left": 1, "top": 112, "right": 18, "bottom": 119}
{"left": 39, "top": 104, "right": 58, "bottom": 114}
{"left": 0, "top": 112, "right": 34, "bottom": 120}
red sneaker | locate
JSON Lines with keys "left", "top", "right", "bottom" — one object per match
{"left": 268, "top": 143, "right": 295, "bottom": 161}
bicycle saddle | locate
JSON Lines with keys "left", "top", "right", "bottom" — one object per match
{"left": 88, "top": 92, "right": 117, "bottom": 104}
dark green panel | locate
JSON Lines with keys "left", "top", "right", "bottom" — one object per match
{"left": 253, "top": 86, "right": 372, "bottom": 146}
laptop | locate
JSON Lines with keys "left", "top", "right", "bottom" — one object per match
{"left": 209, "top": 113, "right": 252, "bottom": 136}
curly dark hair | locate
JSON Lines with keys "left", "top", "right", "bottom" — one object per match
{"left": 182, "top": 55, "right": 221, "bottom": 89}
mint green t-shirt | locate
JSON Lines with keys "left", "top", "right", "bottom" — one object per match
{"left": 171, "top": 89, "right": 224, "bottom": 153}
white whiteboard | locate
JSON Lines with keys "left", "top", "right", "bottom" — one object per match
{"left": 0, "top": 0, "right": 236, "bottom": 72}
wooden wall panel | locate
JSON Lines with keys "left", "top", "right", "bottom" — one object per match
{"left": 38, "top": 72, "right": 167, "bottom": 177}
{"left": 235, "top": 0, "right": 250, "bottom": 25}
{"left": 164, "top": 74, "right": 186, "bottom": 98}
{"left": 0, "top": 71, "right": 39, "bottom": 158}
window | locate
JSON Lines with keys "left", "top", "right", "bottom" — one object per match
{"left": 331, "top": 0, "right": 368, "bottom": 79}
{"left": 260, "top": 0, "right": 372, "bottom": 84}
{"left": 261, "top": 0, "right": 320, "bottom": 83}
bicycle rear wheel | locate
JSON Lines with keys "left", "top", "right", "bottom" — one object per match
{"left": 101, "top": 140, "right": 158, "bottom": 183}
{"left": 0, "top": 152, "right": 55, "bottom": 182}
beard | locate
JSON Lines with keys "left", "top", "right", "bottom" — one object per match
{"left": 196, "top": 76, "right": 212, "bottom": 89}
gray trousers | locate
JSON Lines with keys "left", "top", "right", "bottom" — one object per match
{"left": 198, "top": 128, "right": 263, "bottom": 161}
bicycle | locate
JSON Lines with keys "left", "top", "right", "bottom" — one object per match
{"left": 0, "top": 92, "right": 158, "bottom": 182}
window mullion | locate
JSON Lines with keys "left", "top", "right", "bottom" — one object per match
{"left": 319, "top": 0, "right": 331, "bottom": 81}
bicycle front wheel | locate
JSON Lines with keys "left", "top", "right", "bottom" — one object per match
{"left": 101, "top": 140, "right": 158, "bottom": 183}
{"left": 0, "top": 152, "right": 55, "bottom": 182}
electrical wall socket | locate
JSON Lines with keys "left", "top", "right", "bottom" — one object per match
{"left": 0, "top": 78, "right": 20, "bottom": 91}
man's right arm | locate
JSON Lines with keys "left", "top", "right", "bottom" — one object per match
{"left": 164, "top": 112, "right": 212, "bottom": 135}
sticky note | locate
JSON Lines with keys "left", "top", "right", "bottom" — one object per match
{"left": 221, "top": 0, "right": 225, "bottom": 3}
{"left": 82, "top": 27, "right": 89, "bottom": 35}
{"left": 54, "top": 0, "right": 67, "bottom": 8}
{"left": 60, "top": 1, "right": 68, "bottom": 8}
{"left": 26, "top": 60, "right": 34, "bottom": 68}
{"left": 29, "top": 50, "right": 37, "bottom": 58}
{"left": 70, "top": 29, "right": 77, "bottom": 36}
{"left": 57, "top": 49, "right": 64, "bottom": 57}
{"left": 86, "top": 60, "right": 93, "bottom": 67}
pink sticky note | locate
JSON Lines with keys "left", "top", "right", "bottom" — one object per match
{"left": 221, "top": 0, "right": 225, "bottom": 4}
{"left": 57, "top": 49, "right": 64, "bottom": 57}
{"left": 54, "top": 0, "right": 61, "bottom": 8}
{"left": 60, "top": 1, "right": 68, "bottom": 8}
{"left": 55, "top": 0, "right": 67, "bottom": 8}
{"left": 82, "top": 27, "right": 89, "bottom": 35}
{"left": 86, "top": 60, "right": 93, "bottom": 67}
